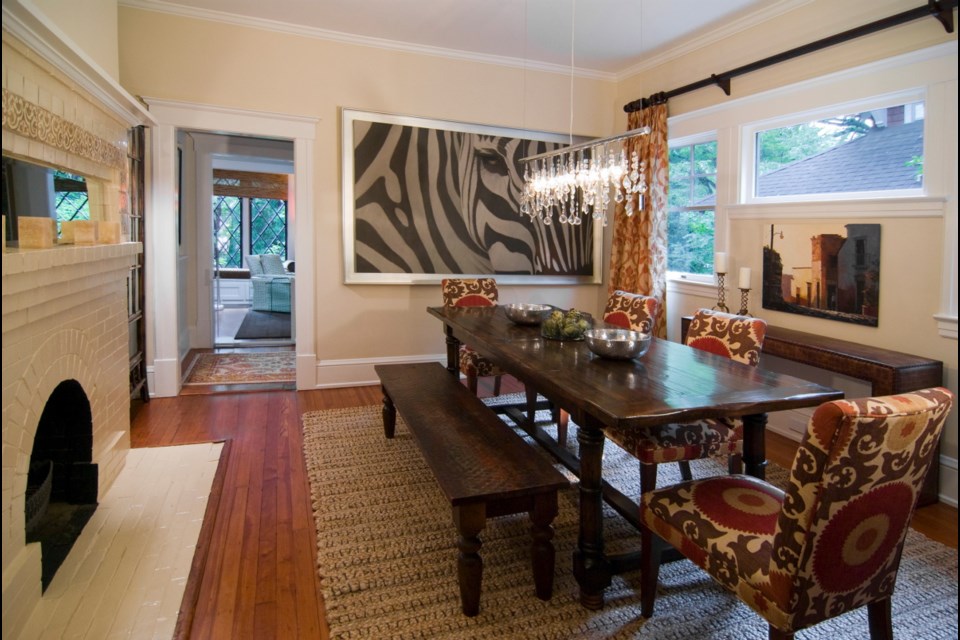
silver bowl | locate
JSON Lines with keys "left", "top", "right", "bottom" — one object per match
{"left": 503, "top": 303, "right": 551, "bottom": 325}
{"left": 584, "top": 328, "right": 651, "bottom": 360}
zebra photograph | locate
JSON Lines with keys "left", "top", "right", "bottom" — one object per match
{"left": 342, "top": 109, "right": 601, "bottom": 284}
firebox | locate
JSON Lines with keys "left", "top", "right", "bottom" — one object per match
{"left": 25, "top": 380, "right": 99, "bottom": 591}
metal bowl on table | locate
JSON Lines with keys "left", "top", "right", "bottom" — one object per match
{"left": 503, "top": 303, "right": 552, "bottom": 325}
{"left": 584, "top": 328, "right": 651, "bottom": 360}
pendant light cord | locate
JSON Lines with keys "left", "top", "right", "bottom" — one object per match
{"left": 568, "top": 0, "right": 575, "bottom": 146}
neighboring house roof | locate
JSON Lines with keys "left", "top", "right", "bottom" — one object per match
{"left": 756, "top": 119, "right": 924, "bottom": 196}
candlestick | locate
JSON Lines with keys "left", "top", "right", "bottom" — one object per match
{"left": 713, "top": 272, "right": 730, "bottom": 312}
{"left": 714, "top": 252, "right": 728, "bottom": 274}
{"left": 738, "top": 288, "right": 751, "bottom": 316}
{"left": 738, "top": 266, "right": 751, "bottom": 290}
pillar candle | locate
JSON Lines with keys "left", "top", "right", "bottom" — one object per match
{"left": 714, "top": 252, "right": 729, "bottom": 274}
{"left": 738, "top": 267, "right": 752, "bottom": 289}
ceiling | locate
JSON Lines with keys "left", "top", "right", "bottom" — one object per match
{"left": 130, "top": 0, "right": 804, "bottom": 77}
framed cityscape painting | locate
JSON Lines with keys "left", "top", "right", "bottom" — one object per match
{"left": 762, "top": 222, "right": 880, "bottom": 326}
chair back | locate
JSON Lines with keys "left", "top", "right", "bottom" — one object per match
{"left": 769, "top": 387, "right": 954, "bottom": 631}
{"left": 685, "top": 308, "right": 766, "bottom": 366}
{"left": 441, "top": 278, "right": 499, "bottom": 307}
{"left": 603, "top": 291, "right": 658, "bottom": 333}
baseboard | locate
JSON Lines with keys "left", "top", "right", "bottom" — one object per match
{"left": 312, "top": 353, "right": 447, "bottom": 389}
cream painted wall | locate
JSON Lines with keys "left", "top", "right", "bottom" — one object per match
{"left": 117, "top": 8, "right": 618, "bottom": 373}
{"left": 613, "top": 0, "right": 957, "bottom": 504}
{"left": 32, "top": 0, "right": 120, "bottom": 80}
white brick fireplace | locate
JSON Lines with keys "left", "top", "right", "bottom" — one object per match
{"left": 2, "top": 23, "right": 149, "bottom": 637}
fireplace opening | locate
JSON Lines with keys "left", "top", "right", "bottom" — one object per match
{"left": 25, "top": 380, "right": 99, "bottom": 591}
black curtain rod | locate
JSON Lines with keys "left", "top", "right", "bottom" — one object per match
{"left": 623, "top": 0, "right": 957, "bottom": 113}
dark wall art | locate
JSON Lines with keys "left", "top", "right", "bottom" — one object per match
{"left": 762, "top": 222, "right": 881, "bottom": 326}
{"left": 341, "top": 109, "right": 601, "bottom": 284}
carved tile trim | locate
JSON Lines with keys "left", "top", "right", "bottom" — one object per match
{"left": 2, "top": 88, "right": 125, "bottom": 169}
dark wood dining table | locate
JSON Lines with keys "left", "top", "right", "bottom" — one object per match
{"left": 427, "top": 304, "right": 844, "bottom": 609}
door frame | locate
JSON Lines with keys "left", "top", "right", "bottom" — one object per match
{"left": 144, "top": 98, "right": 317, "bottom": 395}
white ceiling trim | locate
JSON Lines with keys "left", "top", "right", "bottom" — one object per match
{"left": 120, "top": 0, "right": 617, "bottom": 81}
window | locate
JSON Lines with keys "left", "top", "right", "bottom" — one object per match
{"left": 668, "top": 140, "right": 717, "bottom": 276}
{"left": 213, "top": 196, "right": 287, "bottom": 268}
{"left": 752, "top": 100, "right": 924, "bottom": 199}
{"left": 212, "top": 169, "right": 289, "bottom": 269}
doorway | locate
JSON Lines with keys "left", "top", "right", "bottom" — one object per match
{"left": 178, "top": 131, "right": 296, "bottom": 350}
{"left": 145, "top": 98, "right": 317, "bottom": 396}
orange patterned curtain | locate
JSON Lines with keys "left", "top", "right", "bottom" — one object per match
{"left": 608, "top": 103, "right": 669, "bottom": 338}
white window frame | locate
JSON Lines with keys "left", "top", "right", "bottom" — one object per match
{"left": 740, "top": 88, "right": 927, "bottom": 205}
{"left": 667, "top": 131, "right": 721, "bottom": 287}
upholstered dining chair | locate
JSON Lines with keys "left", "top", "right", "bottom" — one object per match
{"left": 603, "top": 308, "right": 767, "bottom": 495}
{"left": 441, "top": 278, "right": 504, "bottom": 396}
{"left": 639, "top": 386, "right": 954, "bottom": 640}
{"left": 555, "top": 290, "right": 660, "bottom": 446}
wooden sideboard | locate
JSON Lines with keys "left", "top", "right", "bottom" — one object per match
{"left": 681, "top": 317, "right": 944, "bottom": 506}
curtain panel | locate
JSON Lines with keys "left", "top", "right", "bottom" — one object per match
{"left": 607, "top": 104, "right": 669, "bottom": 338}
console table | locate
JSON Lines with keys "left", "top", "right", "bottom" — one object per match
{"left": 682, "top": 317, "right": 943, "bottom": 505}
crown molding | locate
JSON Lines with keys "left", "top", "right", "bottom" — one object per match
{"left": 2, "top": 0, "right": 155, "bottom": 127}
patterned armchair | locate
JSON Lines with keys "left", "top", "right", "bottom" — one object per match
{"left": 639, "top": 387, "right": 954, "bottom": 639}
{"left": 555, "top": 291, "right": 660, "bottom": 446}
{"left": 604, "top": 308, "right": 766, "bottom": 494}
{"left": 440, "top": 278, "right": 504, "bottom": 395}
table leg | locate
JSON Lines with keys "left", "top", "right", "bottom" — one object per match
{"left": 443, "top": 324, "right": 461, "bottom": 377}
{"left": 572, "top": 416, "right": 611, "bottom": 609}
{"left": 742, "top": 413, "right": 768, "bottom": 480}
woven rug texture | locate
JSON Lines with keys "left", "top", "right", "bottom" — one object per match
{"left": 301, "top": 397, "right": 958, "bottom": 640}
{"left": 184, "top": 351, "right": 295, "bottom": 384}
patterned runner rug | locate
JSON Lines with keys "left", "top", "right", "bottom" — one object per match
{"left": 184, "top": 351, "right": 295, "bottom": 384}
{"left": 301, "top": 398, "right": 958, "bottom": 639}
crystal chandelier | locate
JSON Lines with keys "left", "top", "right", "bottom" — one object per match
{"left": 518, "top": 0, "right": 650, "bottom": 226}
{"left": 520, "top": 126, "right": 650, "bottom": 226}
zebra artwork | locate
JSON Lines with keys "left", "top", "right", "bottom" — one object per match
{"left": 349, "top": 116, "right": 596, "bottom": 280}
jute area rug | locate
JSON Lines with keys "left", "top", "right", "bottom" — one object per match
{"left": 184, "top": 351, "right": 295, "bottom": 384}
{"left": 301, "top": 396, "right": 958, "bottom": 640}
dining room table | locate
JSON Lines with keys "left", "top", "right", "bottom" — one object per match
{"left": 427, "top": 303, "right": 844, "bottom": 609}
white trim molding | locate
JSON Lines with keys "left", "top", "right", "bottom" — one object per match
{"left": 142, "top": 98, "right": 317, "bottom": 394}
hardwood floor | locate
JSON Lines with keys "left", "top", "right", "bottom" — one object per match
{"left": 130, "top": 376, "right": 958, "bottom": 639}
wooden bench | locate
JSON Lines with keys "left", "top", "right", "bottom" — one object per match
{"left": 375, "top": 362, "right": 569, "bottom": 617}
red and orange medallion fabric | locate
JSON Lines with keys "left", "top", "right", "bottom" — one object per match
{"left": 440, "top": 278, "right": 504, "bottom": 380}
{"left": 641, "top": 387, "right": 954, "bottom": 635}
{"left": 441, "top": 278, "right": 499, "bottom": 307}
{"left": 602, "top": 291, "right": 659, "bottom": 334}
{"left": 685, "top": 308, "right": 767, "bottom": 366}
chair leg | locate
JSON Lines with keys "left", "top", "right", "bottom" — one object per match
{"left": 768, "top": 626, "right": 794, "bottom": 640}
{"left": 467, "top": 373, "right": 479, "bottom": 395}
{"left": 493, "top": 375, "right": 502, "bottom": 397}
{"left": 640, "top": 462, "right": 658, "bottom": 495}
{"left": 728, "top": 453, "right": 743, "bottom": 475}
{"left": 556, "top": 410, "right": 569, "bottom": 447}
{"left": 640, "top": 526, "right": 664, "bottom": 618}
{"left": 867, "top": 597, "right": 893, "bottom": 640}
{"left": 678, "top": 460, "right": 693, "bottom": 482}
